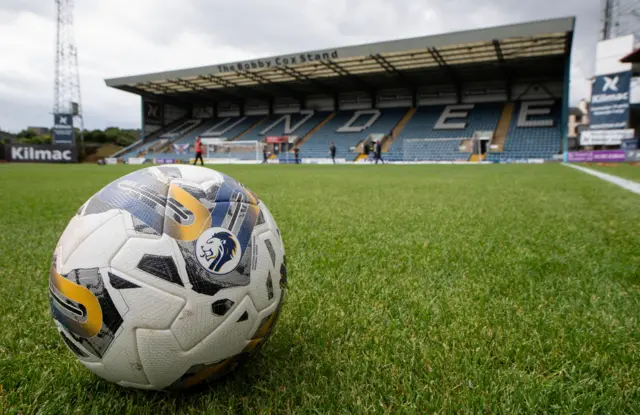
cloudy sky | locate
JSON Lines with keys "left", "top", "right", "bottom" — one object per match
{"left": 0, "top": 0, "right": 602, "bottom": 132}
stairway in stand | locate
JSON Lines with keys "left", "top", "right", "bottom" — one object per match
{"left": 382, "top": 107, "right": 417, "bottom": 152}
{"left": 491, "top": 102, "right": 515, "bottom": 152}
{"left": 294, "top": 112, "right": 336, "bottom": 149}
{"left": 232, "top": 117, "right": 266, "bottom": 141}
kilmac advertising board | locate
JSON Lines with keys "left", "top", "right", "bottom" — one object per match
{"left": 589, "top": 71, "right": 632, "bottom": 130}
{"left": 6, "top": 144, "right": 77, "bottom": 163}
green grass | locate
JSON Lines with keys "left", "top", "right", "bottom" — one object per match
{"left": 584, "top": 163, "right": 640, "bottom": 183}
{"left": 1, "top": 163, "right": 639, "bottom": 414}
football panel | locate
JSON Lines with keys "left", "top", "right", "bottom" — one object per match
{"left": 168, "top": 165, "right": 225, "bottom": 185}
{"left": 83, "top": 325, "right": 150, "bottom": 386}
{"left": 247, "top": 229, "right": 285, "bottom": 312}
{"left": 57, "top": 210, "right": 120, "bottom": 265}
{"left": 117, "top": 282, "right": 186, "bottom": 330}
{"left": 49, "top": 266, "right": 125, "bottom": 359}
{"left": 168, "top": 295, "right": 260, "bottom": 389}
{"left": 257, "top": 201, "right": 285, "bottom": 254}
{"left": 137, "top": 295, "right": 258, "bottom": 389}
{"left": 135, "top": 328, "right": 191, "bottom": 389}
{"left": 169, "top": 286, "right": 248, "bottom": 351}
{"left": 81, "top": 168, "right": 172, "bottom": 236}
{"left": 60, "top": 213, "right": 129, "bottom": 273}
{"left": 110, "top": 235, "right": 189, "bottom": 296}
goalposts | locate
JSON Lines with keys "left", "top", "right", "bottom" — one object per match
{"left": 201, "top": 139, "right": 265, "bottom": 163}
{"left": 198, "top": 136, "right": 295, "bottom": 164}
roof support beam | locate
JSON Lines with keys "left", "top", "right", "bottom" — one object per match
{"left": 117, "top": 86, "right": 189, "bottom": 108}
{"left": 137, "top": 83, "right": 196, "bottom": 106}
{"left": 198, "top": 75, "right": 272, "bottom": 101}
{"left": 277, "top": 66, "right": 339, "bottom": 96}
{"left": 320, "top": 61, "right": 376, "bottom": 97}
{"left": 167, "top": 78, "right": 243, "bottom": 104}
{"left": 514, "top": 82, "right": 557, "bottom": 100}
{"left": 371, "top": 54, "right": 416, "bottom": 89}
{"left": 239, "top": 70, "right": 304, "bottom": 101}
{"left": 428, "top": 47, "right": 462, "bottom": 104}
{"left": 492, "top": 40, "right": 512, "bottom": 101}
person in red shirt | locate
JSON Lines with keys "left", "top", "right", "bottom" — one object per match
{"left": 193, "top": 136, "right": 204, "bottom": 166}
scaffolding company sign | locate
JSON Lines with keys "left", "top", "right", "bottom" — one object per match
{"left": 580, "top": 129, "right": 635, "bottom": 146}
{"left": 589, "top": 71, "right": 632, "bottom": 130}
{"left": 52, "top": 113, "right": 74, "bottom": 144}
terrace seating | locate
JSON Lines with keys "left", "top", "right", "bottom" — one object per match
{"left": 299, "top": 108, "right": 406, "bottom": 159}
{"left": 121, "top": 116, "right": 267, "bottom": 160}
{"left": 387, "top": 103, "right": 503, "bottom": 161}
{"left": 241, "top": 111, "right": 330, "bottom": 142}
{"left": 485, "top": 100, "right": 561, "bottom": 162}
{"left": 120, "top": 118, "right": 201, "bottom": 159}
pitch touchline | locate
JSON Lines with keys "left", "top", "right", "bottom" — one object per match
{"left": 563, "top": 163, "right": 640, "bottom": 196}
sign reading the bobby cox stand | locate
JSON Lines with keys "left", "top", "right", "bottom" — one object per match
{"left": 589, "top": 71, "right": 632, "bottom": 130}
{"left": 6, "top": 144, "right": 77, "bottom": 163}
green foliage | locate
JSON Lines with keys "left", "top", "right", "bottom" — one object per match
{"left": 96, "top": 127, "right": 138, "bottom": 146}
{"left": 9, "top": 127, "right": 139, "bottom": 147}
{"left": 20, "top": 135, "right": 52, "bottom": 145}
{"left": 16, "top": 129, "right": 37, "bottom": 139}
{"left": 0, "top": 164, "right": 639, "bottom": 413}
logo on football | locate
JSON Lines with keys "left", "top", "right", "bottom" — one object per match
{"left": 196, "top": 227, "right": 241, "bottom": 274}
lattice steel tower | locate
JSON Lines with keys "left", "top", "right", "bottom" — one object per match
{"left": 602, "top": 0, "right": 640, "bottom": 40}
{"left": 54, "top": 0, "right": 83, "bottom": 140}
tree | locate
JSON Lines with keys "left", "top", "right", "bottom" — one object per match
{"left": 17, "top": 129, "right": 37, "bottom": 139}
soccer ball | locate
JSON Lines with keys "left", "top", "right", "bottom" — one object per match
{"left": 49, "top": 165, "right": 286, "bottom": 390}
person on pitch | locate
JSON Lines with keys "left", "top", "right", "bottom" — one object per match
{"left": 375, "top": 140, "right": 384, "bottom": 164}
{"left": 294, "top": 147, "right": 300, "bottom": 164}
{"left": 329, "top": 141, "right": 336, "bottom": 164}
{"left": 262, "top": 146, "right": 269, "bottom": 164}
{"left": 193, "top": 136, "right": 204, "bottom": 166}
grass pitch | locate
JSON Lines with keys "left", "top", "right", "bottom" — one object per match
{"left": 1, "top": 163, "right": 639, "bottom": 413}
{"left": 587, "top": 163, "right": 640, "bottom": 183}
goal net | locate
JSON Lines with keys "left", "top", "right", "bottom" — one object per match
{"left": 202, "top": 139, "right": 264, "bottom": 163}
{"left": 401, "top": 138, "right": 470, "bottom": 162}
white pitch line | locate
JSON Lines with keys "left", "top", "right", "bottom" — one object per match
{"left": 563, "top": 163, "right": 640, "bottom": 196}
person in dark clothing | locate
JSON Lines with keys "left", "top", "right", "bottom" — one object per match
{"left": 193, "top": 136, "right": 204, "bottom": 166}
{"left": 329, "top": 141, "right": 336, "bottom": 164}
{"left": 375, "top": 140, "right": 384, "bottom": 164}
{"left": 262, "top": 146, "right": 268, "bottom": 164}
{"left": 294, "top": 147, "right": 300, "bottom": 164}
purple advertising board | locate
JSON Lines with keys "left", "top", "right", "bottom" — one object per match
{"left": 567, "top": 150, "right": 627, "bottom": 163}
{"left": 154, "top": 158, "right": 175, "bottom": 164}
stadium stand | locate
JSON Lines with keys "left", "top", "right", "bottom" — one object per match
{"left": 486, "top": 100, "right": 562, "bottom": 161}
{"left": 218, "top": 116, "right": 265, "bottom": 141}
{"left": 300, "top": 109, "right": 406, "bottom": 160}
{"left": 119, "top": 116, "right": 196, "bottom": 158}
{"left": 127, "top": 116, "right": 266, "bottom": 159}
{"left": 242, "top": 111, "right": 330, "bottom": 142}
{"left": 387, "top": 103, "right": 503, "bottom": 161}
{"left": 104, "top": 18, "right": 575, "bottom": 163}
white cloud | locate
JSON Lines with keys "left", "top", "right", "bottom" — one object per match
{"left": 0, "top": 0, "right": 601, "bottom": 132}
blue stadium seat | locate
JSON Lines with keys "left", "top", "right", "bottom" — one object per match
{"left": 485, "top": 101, "right": 561, "bottom": 162}
{"left": 299, "top": 108, "right": 406, "bottom": 160}
{"left": 241, "top": 112, "right": 330, "bottom": 142}
{"left": 389, "top": 103, "right": 502, "bottom": 161}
